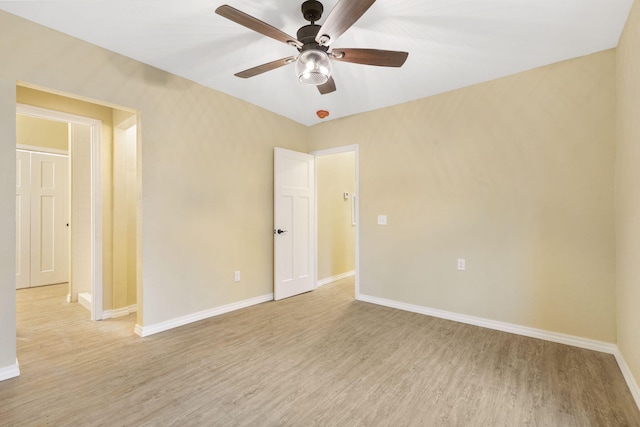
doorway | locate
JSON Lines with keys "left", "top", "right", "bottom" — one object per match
{"left": 313, "top": 145, "right": 359, "bottom": 297}
{"left": 16, "top": 103, "right": 103, "bottom": 320}
{"left": 273, "top": 145, "right": 360, "bottom": 300}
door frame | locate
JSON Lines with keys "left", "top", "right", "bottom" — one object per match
{"left": 16, "top": 103, "right": 103, "bottom": 320}
{"left": 311, "top": 145, "right": 360, "bottom": 298}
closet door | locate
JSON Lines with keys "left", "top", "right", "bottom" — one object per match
{"left": 30, "top": 152, "right": 69, "bottom": 287}
{"left": 16, "top": 150, "right": 31, "bottom": 289}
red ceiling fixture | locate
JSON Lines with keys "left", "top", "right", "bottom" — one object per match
{"left": 316, "top": 110, "right": 329, "bottom": 119}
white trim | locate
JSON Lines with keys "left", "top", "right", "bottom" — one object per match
{"left": 78, "top": 292, "right": 92, "bottom": 312}
{"left": 317, "top": 270, "right": 355, "bottom": 287}
{"left": 103, "top": 304, "right": 137, "bottom": 319}
{"left": 0, "top": 360, "right": 20, "bottom": 382}
{"left": 134, "top": 324, "right": 144, "bottom": 337}
{"left": 311, "top": 145, "right": 359, "bottom": 157}
{"left": 17, "top": 103, "right": 95, "bottom": 125}
{"left": 351, "top": 194, "right": 356, "bottom": 226}
{"left": 311, "top": 145, "right": 360, "bottom": 298}
{"left": 17, "top": 103, "right": 103, "bottom": 321}
{"left": 613, "top": 349, "right": 640, "bottom": 411}
{"left": 16, "top": 144, "right": 68, "bottom": 156}
{"left": 89, "top": 122, "right": 103, "bottom": 321}
{"left": 358, "top": 294, "right": 618, "bottom": 354}
{"left": 115, "top": 114, "right": 136, "bottom": 130}
{"left": 134, "top": 293, "right": 273, "bottom": 338}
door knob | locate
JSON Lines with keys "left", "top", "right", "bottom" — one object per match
{"left": 274, "top": 229, "right": 288, "bottom": 235}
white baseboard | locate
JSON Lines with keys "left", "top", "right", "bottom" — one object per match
{"left": 317, "top": 270, "right": 355, "bottom": 287}
{"left": 103, "top": 304, "right": 137, "bottom": 319}
{"left": 358, "top": 294, "right": 616, "bottom": 353}
{"left": 358, "top": 293, "right": 640, "bottom": 411}
{"left": 613, "top": 349, "right": 640, "bottom": 411}
{"left": 78, "top": 292, "right": 92, "bottom": 312}
{"left": 0, "top": 360, "right": 20, "bottom": 382}
{"left": 134, "top": 324, "right": 144, "bottom": 337}
{"left": 135, "top": 293, "right": 273, "bottom": 338}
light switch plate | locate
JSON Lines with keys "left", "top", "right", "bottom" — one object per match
{"left": 457, "top": 259, "right": 466, "bottom": 271}
{"left": 377, "top": 215, "right": 387, "bottom": 225}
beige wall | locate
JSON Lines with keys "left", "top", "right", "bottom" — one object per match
{"left": 317, "top": 151, "right": 356, "bottom": 280}
{"left": 16, "top": 115, "right": 68, "bottom": 151}
{"left": 0, "top": 11, "right": 307, "bottom": 370}
{"left": 69, "top": 122, "right": 93, "bottom": 298}
{"left": 309, "top": 50, "right": 617, "bottom": 343}
{"left": 113, "top": 111, "right": 138, "bottom": 309}
{"left": 616, "top": 0, "right": 640, "bottom": 392}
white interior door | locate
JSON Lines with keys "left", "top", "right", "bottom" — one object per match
{"left": 16, "top": 150, "right": 31, "bottom": 289}
{"left": 274, "top": 147, "right": 316, "bottom": 300}
{"left": 30, "top": 152, "right": 69, "bottom": 287}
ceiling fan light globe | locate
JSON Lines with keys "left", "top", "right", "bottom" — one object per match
{"left": 296, "top": 49, "right": 331, "bottom": 85}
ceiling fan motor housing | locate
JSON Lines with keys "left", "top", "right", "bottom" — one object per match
{"left": 296, "top": 24, "right": 326, "bottom": 53}
{"left": 301, "top": 0, "right": 323, "bottom": 23}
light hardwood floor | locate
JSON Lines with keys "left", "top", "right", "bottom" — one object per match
{"left": 1, "top": 279, "right": 639, "bottom": 426}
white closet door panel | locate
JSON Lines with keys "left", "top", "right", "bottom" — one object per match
{"left": 30, "top": 152, "right": 69, "bottom": 287}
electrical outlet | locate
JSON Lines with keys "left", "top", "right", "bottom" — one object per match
{"left": 234, "top": 271, "right": 241, "bottom": 282}
{"left": 457, "top": 259, "right": 466, "bottom": 271}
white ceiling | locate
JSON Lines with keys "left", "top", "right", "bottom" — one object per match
{"left": 0, "top": 0, "right": 633, "bottom": 126}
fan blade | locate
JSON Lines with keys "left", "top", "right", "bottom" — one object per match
{"left": 331, "top": 48, "right": 408, "bottom": 67}
{"left": 317, "top": 76, "right": 336, "bottom": 95}
{"left": 315, "top": 0, "right": 376, "bottom": 46}
{"left": 234, "top": 56, "right": 297, "bottom": 79}
{"left": 216, "top": 5, "right": 302, "bottom": 48}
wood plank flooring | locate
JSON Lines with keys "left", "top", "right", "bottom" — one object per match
{"left": 1, "top": 279, "right": 639, "bottom": 426}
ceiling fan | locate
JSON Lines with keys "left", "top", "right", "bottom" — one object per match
{"left": 215, "top": 0, "right": 409, "bottom": 95}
